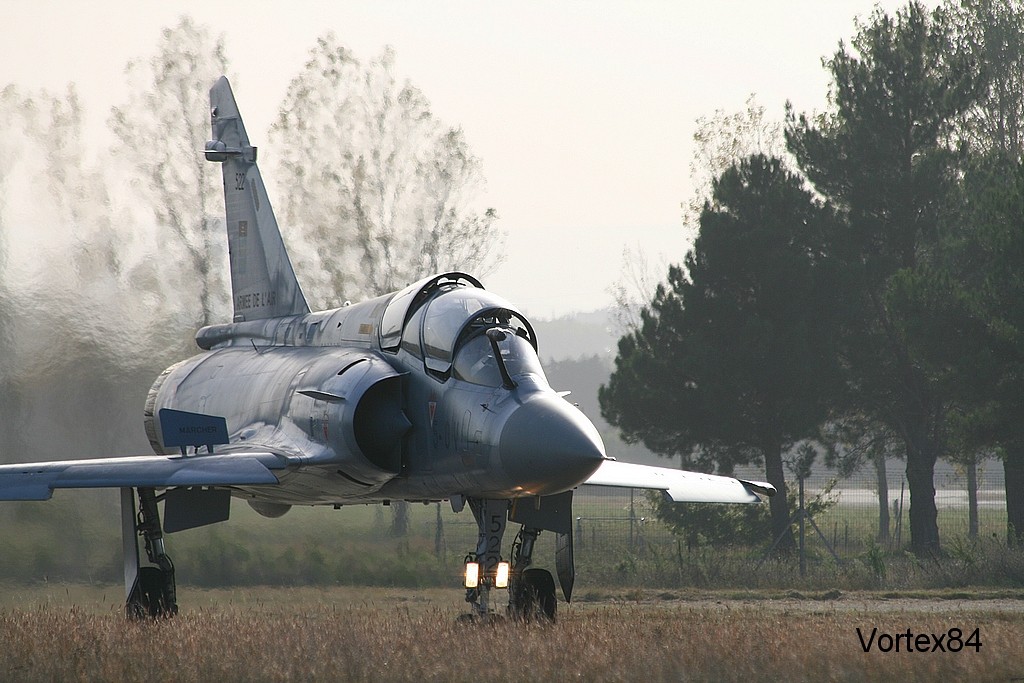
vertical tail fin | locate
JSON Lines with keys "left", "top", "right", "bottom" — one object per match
{"left": 205, "top": 76, "right": 309, "bottom": 322}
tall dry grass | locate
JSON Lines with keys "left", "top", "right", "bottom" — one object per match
{"left": 0, "top": 586, "right": 1021, "bottom": 681}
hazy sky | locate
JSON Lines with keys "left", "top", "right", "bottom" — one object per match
{"left": 1, "top": 0, "right": 923, "bottom": 318}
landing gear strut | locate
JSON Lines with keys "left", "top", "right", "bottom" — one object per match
{"left": 464, "top": 498, "right": 508, "bottom": 618}
{"left": 122, "top": 487, "right": 178, "bottom": 618}
{"left": 508, "top": 526, "right": 556, "bottom": 621}
{"left": 463, "top": 498, "right": 557, "bottom": 622}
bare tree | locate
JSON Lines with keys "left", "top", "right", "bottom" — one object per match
{"left": 108, "top": 16, "right": 230, "bottom": 331}
{"left": 685, "top": 94, "right": 786, "bottom": 229}
{"left": 608, "top": 243, "right": 665, "bottom": 336}
{"left": 269, "top": 35, "right": 502, "bottom": 309}
{"left": 0, "top": 84, "right": 165, "bottom": 467}
{"left": 609, "top": 95, "right": 784, "bottom": 336}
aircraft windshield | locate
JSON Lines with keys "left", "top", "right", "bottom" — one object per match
{"left": 422, "top": 290, "right": 490, "bottom": 367}
{"left": 379, "top": 273, "right": 483, "bottom": 352}
{"left": 453, "top": 328, "right": 547, "bottom": 388}
{"left": 452, "top": 335, "right": 503, "bottom": 386}
{"left": 379, "top": 280, "right": 423, "bottom": 350}
{"left": 421, "top": 288, "right": 535, "bottom": 373}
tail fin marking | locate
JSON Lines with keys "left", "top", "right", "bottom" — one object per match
{"left": 205, "top": 76, "right": 309, "bottom": 322}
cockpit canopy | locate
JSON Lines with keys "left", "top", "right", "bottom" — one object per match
{"left": 379, "top": 272, "right": 545, "bottom": 386}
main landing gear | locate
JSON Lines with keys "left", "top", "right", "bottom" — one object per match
{"left": 509, "top": 528, "right": 557, "bottom": 621}
{"left": 121, "top": 487, "right": 178, "bottom": 618}
{"left": 462, "top": 497, "right": 558, "bottom": 622}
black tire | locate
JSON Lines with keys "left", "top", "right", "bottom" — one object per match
{"left": 127, "top": 567, "right": 177, "bottom": 619}
{"left": 513, "top": 568, "right": 557, "bottom": 622}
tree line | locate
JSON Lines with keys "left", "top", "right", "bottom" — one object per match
{"left": 600, "top": 0, "right": 1024, "bottom": 556}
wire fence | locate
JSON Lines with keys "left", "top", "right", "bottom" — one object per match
{"left": 403, "top": 457, "right": 1009, "bottom": 586}
{"left": 567, "top": 457, "right": 1007, "bottom": 558}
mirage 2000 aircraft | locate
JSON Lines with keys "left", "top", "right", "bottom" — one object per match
{"left": 0, "top": 77, "right": 775, "bottom": 620}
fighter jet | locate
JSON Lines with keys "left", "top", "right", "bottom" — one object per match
{"left": 0, "top": 77, "right": 774, "bottom": 620}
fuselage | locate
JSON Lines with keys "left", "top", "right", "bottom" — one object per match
{"left": 144, "top": 273, "right": 606, "bottom": 509}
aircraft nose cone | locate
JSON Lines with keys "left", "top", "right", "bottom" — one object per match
{"left": 498, "top": 395, "right": 606, "bottom": 495}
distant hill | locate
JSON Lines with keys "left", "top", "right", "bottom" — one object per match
{"left": 530, "top": 309, "right": 667, "bottom": 466}
{"left": 531, "top": 309, "right": 620, "bottom": 362}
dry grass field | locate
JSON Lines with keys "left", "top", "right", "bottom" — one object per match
{"left": 1, "top": 585, "right": 1022, "bottom": 681}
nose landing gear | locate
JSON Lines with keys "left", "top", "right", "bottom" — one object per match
{"left": 463, "top": 497, "right": 558, "bottom": 622}
{"left": 463, "top": 498, "right": 508, "bottom": 619}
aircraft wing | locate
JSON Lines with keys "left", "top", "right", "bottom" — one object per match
{"left": 0, "top": 452, "right": 288, "bottom": 501}
{"left": 583, "top": 459, "right": 776, "bottom": 503}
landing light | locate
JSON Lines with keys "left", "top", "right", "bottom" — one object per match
{"left": 464, "top": 562, "right": 480, "bottom": 589}
{"left": 495, "top": 562, "right": 510, "bottom": 589}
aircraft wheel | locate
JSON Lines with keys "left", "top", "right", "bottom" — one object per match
{"left": 127, "top": 567, "right": 177, "bottom": 619}
{"left": 514, "top": 568, "right": 557, "bottom": 622}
